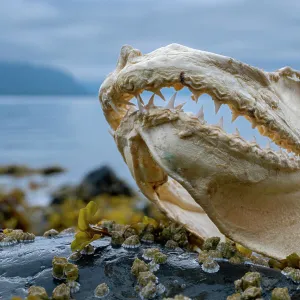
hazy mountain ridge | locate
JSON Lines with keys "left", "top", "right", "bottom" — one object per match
{"left": 0, "top": 62, "right": 90, "bottom": 95}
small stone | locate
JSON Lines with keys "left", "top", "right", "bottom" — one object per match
{"left": 271, "top": 287, "right": 291, "bottom": 300}
{"left": 139, "top": 281, "right": 157, "bottom": 299}
{"left": 131, "top": 258, "right": 149, "bottom": 277}
{"left": 43, "top": 229, "right": 59, "bottom": 238}
{"left": 122, "top": 235, "right": 141, "bottom": 249}
{"left": 201, "top": 257, "right": 220, "bottom": 273}
{"left": 241, "top": 286, "right": 262, "bottom": 299}
{"left": 111, "top": 230, "right": 125, "bottom": 246}
{"left": 165, "top": 240, "right": 178, "bottom": 249}
{"left": 137, "top": 271, "right": 158, "bottom": 287}
{"left": 94, "top": 283, "right": 110, "bottom": 298}
{"left": 202, "top": 237, "right": 220, "bottom": 251}
{"left": 52, "top": 283, "right": 70, "bottom": 300}
{"left": 28, "top": 286, "right": 48, "bottom": 298}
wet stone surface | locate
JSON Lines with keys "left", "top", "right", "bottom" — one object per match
{"left": 0, "top": 235, "right": 300, "bottom": 299}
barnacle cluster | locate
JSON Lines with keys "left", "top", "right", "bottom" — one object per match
{"left": 0, "top": 229, "right": 35, "bottom": 247}
{"left": 43, "top": 229, "right": 59, "bottom": 238}
{"left": 227, "top": 271, "right": 291, "bottom": 300}
{"left": 52, "top": 256, "right": 80, "bottom": 294}
{"left": 131, "top": 248, "right": 168, "bottom": 299}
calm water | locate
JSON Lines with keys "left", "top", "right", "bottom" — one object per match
{"left": 0, "top": 96, "right": 134, "bottom": 205}
{"left": 0, "top": 94, "right": 273, "bottom": 205}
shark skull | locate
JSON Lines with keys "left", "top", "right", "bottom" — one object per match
{"left": 99, "top": 43, "right": 300, "bottom": 260}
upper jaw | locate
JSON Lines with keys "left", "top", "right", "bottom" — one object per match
{"left": 99, "top": 43, "right": 300, "bottom": 155}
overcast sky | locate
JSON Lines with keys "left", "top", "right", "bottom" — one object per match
{"left": 1, "top": 0, "right": 299, "bottom": 82}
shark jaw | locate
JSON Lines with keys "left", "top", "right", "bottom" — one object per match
{"left": 99, "top": 44, "right": 300, "bottom": 260}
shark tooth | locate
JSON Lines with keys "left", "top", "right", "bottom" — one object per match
{"left": 216, "top": 116, "right": 224, "bottom": 129}
{"left": 166, "top": 92, "right": 177, "bottom": 109}
{"left": 175, "top": 102, "right": 186, "bottom": 110}
{"left": 196, "top": 105, "right": 205, "bottom": 122}
{"left": 231, "top": 111, "right": 239, "bottom": 123}
{"left": 235, "top": 128, "right": 240, "bottom": 136}
{"left": 110, "top": 102, "right": 120, "bottom": 114}
{"left": 153, "top": 89, "right": 165, "bottom": 101}
{"left": 214, "top": 100, "right": 222, "bottom": 114}
{"left": 145, "top": 94, "right": 155, "bottom": 109}
{"left": 136, "top": 95, "right": 145, "bottom": 112}
{"left": 189, "top": 87, "right": 202, "bottom": 103}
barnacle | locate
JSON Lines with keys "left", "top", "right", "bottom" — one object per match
{"left": 27, "top": 286, "right": 49, "bottom": 299}
{"left": 241, "top": 287, "right": 262, "bottom": 299}
{"left": 52, "top": 256, "right": 68, "bottom": 280}
{"left": 81, "top": 244, "right": 95, "bottom": 255}
{"left": 202, "top": 237, "right": 221, "bottom": 251}
{"left": 131, "top": 258, "right": 149, "bottom": 277}
{"left": 110, "top": 230, "right": 124, "bottom": 246}
{"left": 137, "top": 271, "right": 158, "bottom": 287}
{"left": 142, "top": 248, "right": 160, "bottom": 261}
{"left": 63, "top": 263, "right": 79, "bottom": 282}
{"left": 52, "top": 283, "right": 70, "bottom": 300}
{"left": 122, "top": 234, "right": 141, "bottom": 249}
{"left": 139, "top": 281, "right": 157, "bottom": 300}
{"left": 148, "top": 260, "right": 160, "bottom": 272}
{"left": 94, "top": 283, "right": 110, "bottom": 298}
{"left": 271, "top": 287, "right": 291, "bottom": 300}
{"left": 165, "top": 240, "right": 178, "bottom": 249}
{"left": 141, "top": 232, "right": 155, "bottom": 244}
{"left": 68, "top": 251, "right": 82, "bottom": 262}
{"left": 3, "top": 229, "right": 35, "bottom": 244}
{"left": 201, "top": 257, "right": 220, "bottom": 273}
{"left": 152, "top": 252, "right": 167, "bottom": 264}
{"left": 43, "top": 229, "right": 59, "bottom": 238}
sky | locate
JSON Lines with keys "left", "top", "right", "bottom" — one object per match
{"left": 0, "top": 0, "right": 299, "bottom": 83}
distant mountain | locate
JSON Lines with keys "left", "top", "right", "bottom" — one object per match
{"left": 0, "top": 62, "right": 90, "bottom": 95}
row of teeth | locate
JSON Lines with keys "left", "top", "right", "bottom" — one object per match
{"left": 120, "top": 91, "right": 298, "bottom": 161}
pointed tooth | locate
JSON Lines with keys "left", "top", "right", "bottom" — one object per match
{"left": 145, "top": 94, "right": 155, "bottom": 109}
{"left": 251, "top": 121, "right": 257, "bottom": 129}
{"left": 136, "top": 95, "right": 145, "bottom": 112}
{"left": 214, "top": 100, "right": 222, "bottom": 114}
{"left": 196, "top": 105, "right": 205, "bottom": 122}
{"left": 216, "top": 116, "right": 224, "bottom": 129}
{"left": 235, "top": 128, "right": 240, "bottom": 136}
{"left": 154, "top": 90, "right": 165, "bottom": 101}
{"left": 166, "top": 92, "right": 177, "bottom": 109}
{"left": 266, "top": 140, "right": 271, "bottom": 150}
{"left": 108, "top": 129, "right": 115, "bottom": 137}
{"left": 231, "top": 112, "right": 239, "bottom": 123}
{"left": 175, "top": 102, "right": 186, "bottom": 110}
{"left": 136, "top": 94, "right": 144, "bottom": 105}
{"left": 189, "top": 88, "right": 201, "bottom": 103}
{"left": 251, "top": 136, "right": 257, "bottom": 143}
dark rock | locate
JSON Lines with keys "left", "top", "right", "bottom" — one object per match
{"left": 77, "top": 166, "right": 133, "bottom": 200}
{"left": 51, "top": 166, "right": 133, "bottom": 204}
{"left": 1, "top": 236, "right": 300, "bottom": 300}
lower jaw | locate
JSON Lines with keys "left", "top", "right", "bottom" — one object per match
{"left": 115, "top": 107, "right": 300, "bottom": 260}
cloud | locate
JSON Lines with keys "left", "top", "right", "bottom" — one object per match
{"left": 0, "top": 0, "right": 299, "bottom": 81}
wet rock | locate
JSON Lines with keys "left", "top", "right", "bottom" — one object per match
{"left": 1, "top": 235, "right": 300, "bottom": 300}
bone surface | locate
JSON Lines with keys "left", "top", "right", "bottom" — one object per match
{"left": 99, "top": 44, "right": 300, "bottom": 260}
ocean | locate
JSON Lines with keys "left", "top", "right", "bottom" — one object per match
{"left": 0, "top": 96, "right": 134, "bottom": 206}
